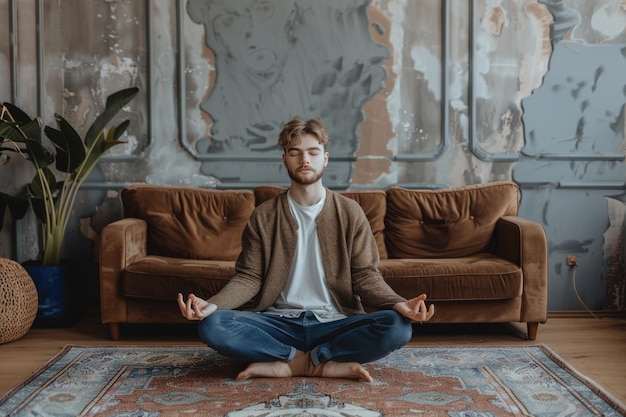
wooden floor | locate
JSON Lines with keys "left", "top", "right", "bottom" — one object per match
{"left": 1, "top": 315, "right": 625, "bottom": 405}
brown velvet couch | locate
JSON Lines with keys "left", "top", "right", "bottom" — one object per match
{"left": 99, "top": 181, "right": 548, "bottom": 341}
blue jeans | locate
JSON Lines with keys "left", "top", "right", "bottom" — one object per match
{"left": 197, "top": 310, "right": 413, "bottom": 366}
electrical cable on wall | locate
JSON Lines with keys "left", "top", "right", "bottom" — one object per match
{"left": 569, "top": 259, "right": 626, "bottom": 324}
{"left": 569, "top": 260, "right": 600, "bottom": 320}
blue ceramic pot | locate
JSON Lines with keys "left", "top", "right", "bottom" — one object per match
{"left": 22, "top": 262, "right": 70, "bottom": 320}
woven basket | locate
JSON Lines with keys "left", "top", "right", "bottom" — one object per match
{"left": 0, "top": 258, "right": 38, "bottom": 344}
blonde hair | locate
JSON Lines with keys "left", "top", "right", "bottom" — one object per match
{"left": 277, "top": 116, "right": 330, "bottom": 151}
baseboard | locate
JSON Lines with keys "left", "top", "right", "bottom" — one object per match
{"left": 548, "top": 310, "right": 626, "bottom": 319}
{"left": 32, "top": 314, "right": 81, "bottom": 329}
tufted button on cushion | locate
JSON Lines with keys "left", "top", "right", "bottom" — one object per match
{"left": 385, "top": 182, "right": 520, "bottom": 258}
{"left": 121, "top": 185, "right": 256, "bottom": 261}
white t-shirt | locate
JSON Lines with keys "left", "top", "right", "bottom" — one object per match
{"left": 264, "top": 189, "right": 346, "bottom": 322}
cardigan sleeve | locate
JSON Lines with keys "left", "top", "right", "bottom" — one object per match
{"left": 319, "top": 191, "right": 406, "bottom": 313}
{"left": 348, "top": 207, "right": 406, "bottom": 309}
{"left": 207, "top": 215, "right": 265, "bottom": 310}
{"left": 206, "top": 195, "right": 296, "bottom": 311}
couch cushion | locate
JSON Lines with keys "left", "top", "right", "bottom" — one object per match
{"left": 254, "top": 185, "right": 286, "bottom": 206}
{"left": 254, "top": 186, "right": 388, "bottom": 259}
{"left": 379, "top": 254, "right": 522, "bottom": 301}
{"left": 385, "top": 181, "right": 519, "bottom": 258}
{"left": 339, "top": 190, "right": 388, "bottom": 259}
{"left": 121, "top": 185, "right": 255, "bottom": 260}
{"left": 122, "top": 256, "right": 236, "bottom": 301}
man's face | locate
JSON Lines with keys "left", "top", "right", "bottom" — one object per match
{"left": 282, "top": 133, "right": 329, "bottom": 185}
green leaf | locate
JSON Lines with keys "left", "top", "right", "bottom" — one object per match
{"left": 27, "top": 168, "right": 59, "bottom": 224}
{"left": 75, "top": 119, "right": 129, "bottom": 184}
{"left": 98, "top": 120, "right": 129, "bottom": 154}
{"left": 0, "top": 103, "right": 41, "bottom": 143}
{"left": 85, "top": 87, "right": 139, "bottom": 147}
{"left": 0, "top": 126, "right": 22, "bottom": 146}
{"left": 2, "top": 102, "right": 34, "bottom": 124}
{"left": 20, "top": 118, "right": 44, "bottom": 141}
{"left": 27, "top": 167, "right": 58, "bottom": 199}
{"left": 0, "top": 192, "right": 29, "bottom": 230}
{"left": 27, "top": 194, "right": 47, "bottom": 225}
{"left": 24, "top": 140, "right": 53, "bottom": 169}
{"left": 0, "top": 106, "right": 42, "bottom": 160}
{"left": 45, "top": 115, "right": 86, "bottom": 173}
{"left": 111, "top": 119, "right": 131, "bottom": 142}
{"left": 0, "top": 120, "right": 28, "bottom": 143}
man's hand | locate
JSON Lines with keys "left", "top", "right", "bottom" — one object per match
{"left": 393, "top": 294, "right": 435, "bottom": 323}
{"left": 177, "top": 293, "right": 217, "bottom": 321}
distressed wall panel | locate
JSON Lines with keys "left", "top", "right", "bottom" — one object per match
{"left": 0, "top": 0, "right": 625, "bottom": 312}
{"left": 41, "top": 0, "right": 148, "bottom": 157}
{"left": 184, "top": 0, "right": 390, "bottom": 187}
{"left": 0, "top": 0, "right": 9, "bottom": 101}
{"left": 513, "top": 1, "right": 626, "bottom": 311}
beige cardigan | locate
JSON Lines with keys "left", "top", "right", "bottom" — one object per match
{"left": 207, "top": 188, "right": 406, "bottom": 314}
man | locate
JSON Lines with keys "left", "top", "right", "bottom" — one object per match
{"left": 178, "top": 116, "right": 435, "bottom": 382}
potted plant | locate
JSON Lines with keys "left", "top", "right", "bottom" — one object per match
{"left": 0, "top": 137, "right": 30, "bottom": 236}
{"left": 0, "top": 192, "right": 29, "bottom": 230}
{"left": 0, "top": 87, "right": 139, "bottom": 322}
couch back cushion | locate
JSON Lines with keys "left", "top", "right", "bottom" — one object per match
{"left": 339, "top": 190, "right": 388, "bottom": 259}
{"left": 254, "top": 185, "right": 287, "bottom": 207}
{"left": 254, "top": 186, "right": 388, "bottom": 259}
{"left": 121, "top": 185, "right": 255, "bottom": 260}
{"left": 385, "top": 181, "right": 519, "bottom": 258}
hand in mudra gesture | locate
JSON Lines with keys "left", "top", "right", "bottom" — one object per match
{"left": 394, "top": 294, "right": 435, "bottom": 323}
{"left": 177, "top": 293, "right": 217, "bottom": 321}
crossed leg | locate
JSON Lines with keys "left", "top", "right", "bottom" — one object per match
{"left": 199, "top": 310, "right": 410, "bottom": 383}
{"left": 236, "top": 350, "right": 373, "bottom": 382}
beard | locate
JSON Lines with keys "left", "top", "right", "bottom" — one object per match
{"left": 287, "top": 166, "right": 324, "bottom": 185}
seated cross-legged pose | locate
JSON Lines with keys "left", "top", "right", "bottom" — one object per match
{"left": 178, "top": 116, "right": 435, "bottom": 382}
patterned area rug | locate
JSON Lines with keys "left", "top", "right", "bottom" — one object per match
{"left": 1, "top": 345, "right": 624, "bottom": 416}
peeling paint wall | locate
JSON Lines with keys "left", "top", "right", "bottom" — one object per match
{"left": 0, "top": 0, "right": 625, "bottom": 312}
{"left": 513, "top": 0, "right": 626, "bottom": 311}
{"left": 185, "top": 0, "right": 390, "bottom": 186}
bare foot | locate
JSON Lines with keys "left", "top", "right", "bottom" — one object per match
{"left": 236, "top": 361, "right": 292, "bottom": 381}
{"left": 235, "top": 353, "right": 373, "bottom": 383}
{"left": 321, "top": 360, "right": 373, "bottom": 382}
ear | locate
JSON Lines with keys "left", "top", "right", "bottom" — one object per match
{"left": 323, "top": 151, "right": 329, "bottom": 167}
{"left": 282, "top": 152, "right": 287, "bottom": 166}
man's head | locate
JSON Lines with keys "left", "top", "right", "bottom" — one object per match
{"left": 277, "top": 117, "right": 330, "bottom": 151}
{"left": 279, "top": 117, "right": 329, "bottom": 186}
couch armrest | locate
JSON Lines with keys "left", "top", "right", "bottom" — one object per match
{"left": 99, "top": 218, "right": 148, "bottom": 327}
{"left": 493, "top": 216, "right": 548, "bottom": 325}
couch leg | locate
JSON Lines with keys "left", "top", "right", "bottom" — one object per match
{"left": 109, "top": 323, "right": 120, "bottom": 340}
{"left": 527, "top": 322, "right": 538, "bottom": 341}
